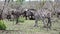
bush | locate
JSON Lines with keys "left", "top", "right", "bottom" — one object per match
{"left": 0, "top": 20, "right": 6, "bottom": 30}
{"left": 18, "top": 16, "right": 25, "bottom": 23}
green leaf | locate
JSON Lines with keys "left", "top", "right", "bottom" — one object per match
{"left": 16, "top": 0, "right": 25, "bottom": 5}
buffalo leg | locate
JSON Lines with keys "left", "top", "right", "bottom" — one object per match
{"left": 26, "top": 16, "right": 27, "bottom": 20}
{"left": 16, "top": 17, "right": 19, "bottom": 24}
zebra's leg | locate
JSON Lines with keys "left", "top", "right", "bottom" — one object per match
{"left": 47, "top": 21, "right": 49, "bottom": 30}
{"left": 47, "top": 18, "right": 52, "bottom": 30}
{"left": 34, "top": 17, "right": 38, "bottom": 27}
{"left": 34, "top": 20, "right": 38, "bottom": 27}
{"left": 49, "top": 19, "right": 52, "bottom": 30}
{"left": 42, "top": 18, "right": 46, "bottom": 28}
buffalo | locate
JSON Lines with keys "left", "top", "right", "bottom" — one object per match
{"left": 11, "top": 9, "right": 23, "bottom": 24}
{"left": 23, "top": 9, "right": 36, "bottom": 20}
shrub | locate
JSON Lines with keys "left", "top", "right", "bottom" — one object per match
{"left": 0, "top": 20, "right": 6, "bottom": 30}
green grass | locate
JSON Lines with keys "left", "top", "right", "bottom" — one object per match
{"left": 18, "top": 16, "right": 25, "bottom": 23}
{"left": 0, "top": 18, "right": 60, "bottom": 34}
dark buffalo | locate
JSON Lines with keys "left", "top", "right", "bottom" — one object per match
{"left": 6, "top": 14, "right": 11, "bottom": 21}
{"left": 55, "top": 8, "right": 60, "bottom": 18}
{"left": 23, "top": 9, "right": 36, "bottom": 20}
{"left": 11, "top": 9, "right": 22, "bottom": 24}
{"left": 6, "top": 11, "right": 11, "bottom": 21}
{"left": 52, "top": 8, "right": 60, "bottom": 18}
